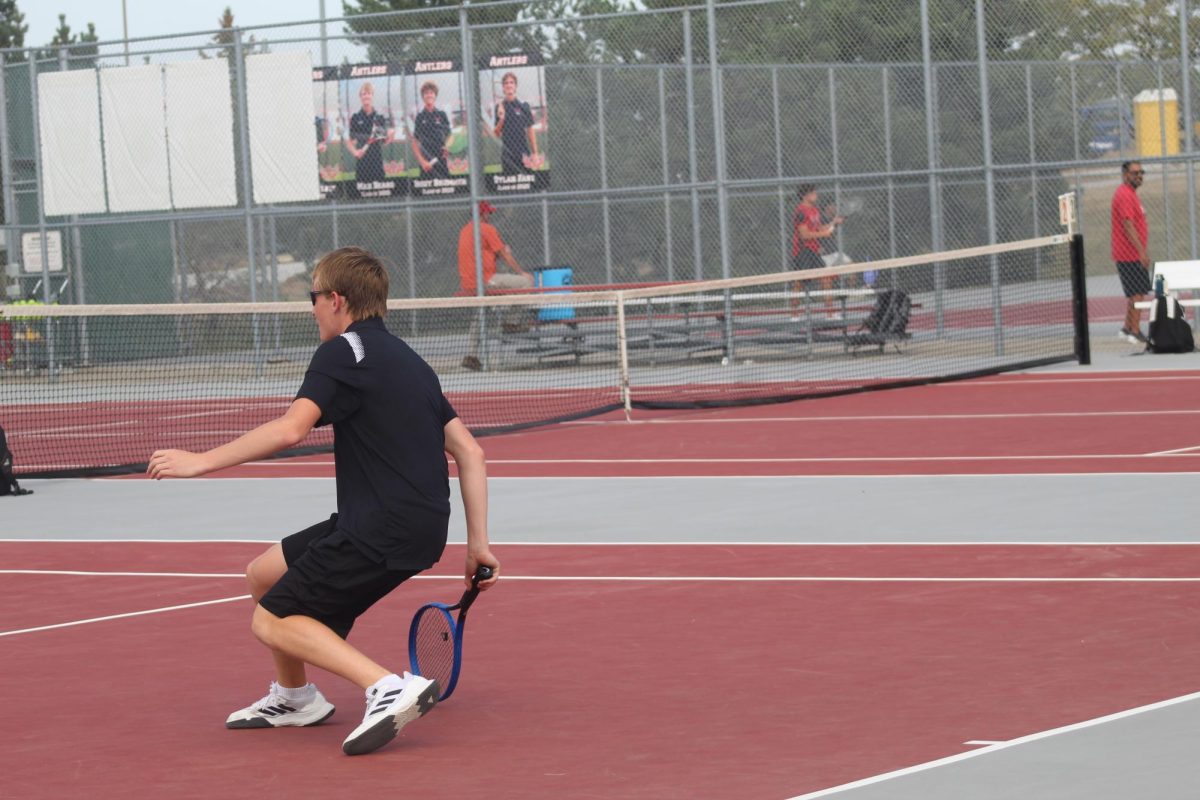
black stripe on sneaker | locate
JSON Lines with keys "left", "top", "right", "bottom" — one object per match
{"left": 370, "top": 689, "right": 403, "bottom": 712}
{"left": 259, "top": 705, "right": 296, "bottom": 716}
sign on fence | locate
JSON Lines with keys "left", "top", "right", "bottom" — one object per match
{"left": 21, "top": 231, "right": 64, "bottom": 274}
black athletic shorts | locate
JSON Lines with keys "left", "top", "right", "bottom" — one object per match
{"left": 791, "top": 248, "right": 826, "bottom": 271}
{"left": 1116, "top": 260, "right": 1151, "bottom": 297}
{"left": 259, "top": 514, "right": 418, "bottom": 639}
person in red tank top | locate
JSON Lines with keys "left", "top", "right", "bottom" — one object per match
{"left": 1110, "top": 161, "right": 1151, "bottom": 344}
{"left": 790, "top": 183, "right": 843, "bottom": 318}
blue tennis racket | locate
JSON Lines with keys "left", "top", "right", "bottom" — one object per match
{"left": 408, "top": 565, "right": 492, "bottom": 701}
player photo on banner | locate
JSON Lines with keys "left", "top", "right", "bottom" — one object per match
{"left": 312, "top": 62, "right": 406, "bottom": 200}
{"left": 403, "top": 59, "right": 470, "bottom": 198}
{"left": 479, "top": 52, "right": 549, "bottom": 193}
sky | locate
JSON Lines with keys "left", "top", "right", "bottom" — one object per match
{"left": 23, "top": 1, "right": 329, "bottom": 48}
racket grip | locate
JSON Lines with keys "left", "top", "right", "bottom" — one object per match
{"left": 474, "top": 565, "right": 493, "bottom": 583}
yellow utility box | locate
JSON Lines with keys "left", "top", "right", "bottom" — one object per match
{"left": 1134, "top": 88, "right": 1180, "bottom": 156}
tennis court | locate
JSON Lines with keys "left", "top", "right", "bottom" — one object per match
{"left": 4, "top": 359, "right": 1198, "bottom": 799}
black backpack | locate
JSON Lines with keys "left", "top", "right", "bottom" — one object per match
{"left": 0, "top": 423, "right": 32, "bottom": 497}
{"left": 1148, "top": 295, "right": 1195, "bottom": 354}
{"left": 846, "top": 289, "right": 912, "bottom": 353}
{"left": 864, "top": 289, "right": 912, "bottom": 338}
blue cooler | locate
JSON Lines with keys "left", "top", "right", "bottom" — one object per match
{"left": 535, "top": 266, "right": 574, "bottom": 321}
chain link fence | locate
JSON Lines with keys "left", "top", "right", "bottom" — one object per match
{"left": 4, "top": 0, "right": 1200, "bottom": 306}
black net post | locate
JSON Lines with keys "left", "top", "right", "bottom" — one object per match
{"left": 1069, "top": 232, "right": 1090, "bottom": 365}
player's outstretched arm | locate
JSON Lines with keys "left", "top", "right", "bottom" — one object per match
{"left": 443, "top": 417, "right": 499, "bottom": 588}
{"left": 147, "top": 398, "right": 321, "bottom": 479}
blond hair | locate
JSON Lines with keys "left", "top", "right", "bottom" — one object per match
{"left": 313, "top": 247, "right": 389, "bottom": 320}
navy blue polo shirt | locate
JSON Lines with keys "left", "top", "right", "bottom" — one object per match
{"left": 497, "top": 99, "right": 533, "bottom": 158}
{"left": 413, "top": 108, "right": 450, "bottom": 162}
{"left": 296, "top": 317, "right": 457, "bottom": 570}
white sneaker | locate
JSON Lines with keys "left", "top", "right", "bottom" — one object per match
{"left": 342, "top": 675, "right": 439, "bottom": 756}
{"left": 225, "top": 682, "right": 335, "bottom": 729}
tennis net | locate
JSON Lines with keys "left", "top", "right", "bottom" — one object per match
{"left": 2, "top": 234, "right": 1085, "bottom": 477}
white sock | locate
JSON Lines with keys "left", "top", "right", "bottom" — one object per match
{"left": 275, "top": 682, "right": 317, "bottom": 704}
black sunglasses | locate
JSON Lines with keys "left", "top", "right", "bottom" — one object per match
{"left": 309, "top": 290, "right": 331, "bottom": 305}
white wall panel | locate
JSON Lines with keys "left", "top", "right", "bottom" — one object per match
{"left": 101, "top": 65, "right": 172, "bottom": 212}
{"left": 164, "top": 59, "right": 238, "bottom": 208}
{"left": 245, "top": 51, "right": 320, "bottom": 204}
{"left": 37, "top": 70, "right": 107, "bottom": 215}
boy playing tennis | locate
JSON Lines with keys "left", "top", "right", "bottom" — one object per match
{"left": 147, "top": 246, "right": 499, "bottom": 755}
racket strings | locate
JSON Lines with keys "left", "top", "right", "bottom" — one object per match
{"left": 413, "top": 608, "right": 456, "bottom": 688}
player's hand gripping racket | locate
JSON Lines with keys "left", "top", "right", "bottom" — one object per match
{"left": 408, "top": 565, "right": 493, "bottom": 701}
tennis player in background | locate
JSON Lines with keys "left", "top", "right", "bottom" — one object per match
{"left": 147, "top": 246, "right": 499, "bottom": 756}
{"left": 791, "top": 183, "right": 844, "bottom": 319}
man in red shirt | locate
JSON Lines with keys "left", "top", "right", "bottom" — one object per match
{"left": 1111, "top": 161, "right": 1151, "bottom": 344}
{"left": 791, "top": 183, "right": 843, "bottom": 318}
{"left": 457, "top": 201, "right": 533, "bottom": 370}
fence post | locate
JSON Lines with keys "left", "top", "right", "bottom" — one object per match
{"left": 460, "top": 2, "right": 489, "bottom": 367}
{"left": 231, "top": 31, "right": 262, "bottom": 372}
{"left": 1182, "top": 0, "right": 1197, "bottom": 259}
{"left": 974, "top": 0, "right": 1002, "bottom": 356}
{"left": 658, "top": 66, "right": 674, "bottom": 283}
{"left": 596, "top": 68, "right": 613, "bottom": 284}
{"left": 771, "top": 66, "right": 787, "bottom": 273}
{"left": 1025, "top": 64, "right": 1041, "bottom": 281}
{"left": 920, "top": 0, "right": 945, "bottom": 336}
{"left": 27, "top": 47, "right": 59, "bottom": 378}
{"left": 704, "top": 0, "right": 735, "bottom": 359}
{"left": 0, "top": 56, "right": 13, "bottom": 275}
{"left": 683, "top": 10, "right": 703, "bottom": 281}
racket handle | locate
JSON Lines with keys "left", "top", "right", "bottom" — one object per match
{"left": 474, "top": 565, "right": 493, "bottom": 584}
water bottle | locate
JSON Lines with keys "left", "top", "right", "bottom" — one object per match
{"left": 1154, "top": 273, "right": 1165, "bottom": 297}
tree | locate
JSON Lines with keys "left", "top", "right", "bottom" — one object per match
{"left": 27, "top": 13, "right": 99, "bottom": 67}
{"left": 0, "top": 0, "right": 26, "bottom": 59}
{"left": 198, "top": 7, "right": 263, "bottom": 60}
{"left": 48, "top": 13, "right": 97, "bottom": 49}
{"left": 340, "top": 0, "right": 527, "bottom": 63}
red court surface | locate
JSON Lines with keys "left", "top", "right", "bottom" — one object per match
{"left": 179, "top": 370, "right": 1200, "bottom": 478}
{"left": 6, "top": 367, "right": 1199, "bottom": 797}
{"left": 3, "top": 541, "right": 1198, "bottom": 799}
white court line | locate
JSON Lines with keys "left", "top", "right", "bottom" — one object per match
{"left": 5, "top": 570, "right": 1196, "bottom": 583}
{"left": 73, "top": 471, "right": 1200, "bottom": 480}
{"left": 1147, "top": 444, "right": 1200, "bottom": 456}
{"left": 23, "top": 430, "right": 251, "bottom": 441}
{"left": 0, "top": 570, "right": 476, "bottom": 578}
{"left": 17, "top": 420, "right": 142, "bottom": 437}
{"left": 566, "top": 409, "right": 1200, "bottom": 425}
{"left": 787, "top": 691, "right": 1200, "bottom": 799}
{"left": 0, "top": 594, "right": 250, "bottom": 638}
{"left": 232, "top": 453, "right": 1200, "bottom": 468}
{"left": 5, "top": 538, "right": 1199, "bottom": 546}
{"left": 6, "top": 568, "right": 1195, "bottom": 638}
{"left": 464, "top": 454, "right": 1200, "bottom": 464}
{"left": 949, "top": 375, "right": 1200, "bottom": 384}
{"left": 2, "top": 570, "right": 244, "bottom": 577}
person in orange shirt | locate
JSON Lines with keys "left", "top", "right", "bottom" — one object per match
{"left": 457, "top": 201, "right": 533, "bottom": 371}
